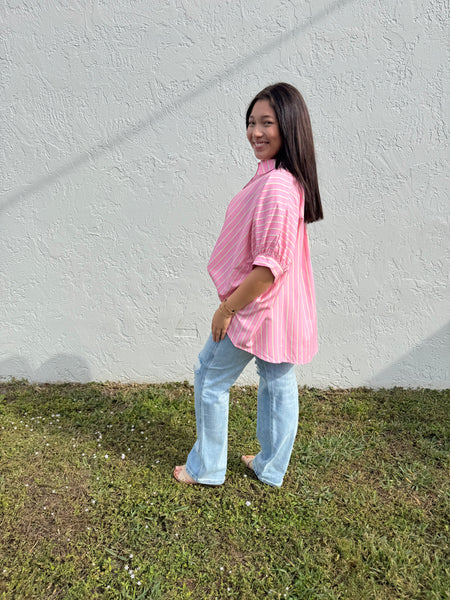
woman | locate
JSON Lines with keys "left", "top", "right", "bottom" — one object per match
{"left": 174, "top": 82, "right": 323, "bottom": 487}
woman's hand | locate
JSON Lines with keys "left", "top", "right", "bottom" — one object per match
{"left": 211, "top": 307, "right": 233, "bottom": 342}
{"left": 211, "top": 266, "right": 275, "bottom": 343}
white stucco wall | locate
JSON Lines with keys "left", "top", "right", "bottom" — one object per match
{"left": 1, "top": 0, "right": 449, "bottom": 388}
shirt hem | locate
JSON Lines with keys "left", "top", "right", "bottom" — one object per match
{"left": 227, "top": 328, "right": 318, "bottom": 365}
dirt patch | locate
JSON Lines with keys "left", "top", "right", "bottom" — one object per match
{"left": 11, "top": 470, "right": 92, "bottom": 555}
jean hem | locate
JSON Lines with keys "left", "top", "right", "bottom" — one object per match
{"left": 252, "top": 463, "right": 282, "bottom": 488}
{"left": 185, "top": 464, "right": 225, "bottom": 486}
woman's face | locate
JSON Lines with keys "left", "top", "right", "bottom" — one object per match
{"left": 247, "top": 99, "right": 282, "bottom": 161}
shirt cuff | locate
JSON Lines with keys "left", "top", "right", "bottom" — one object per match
{"left": 253, "top": 254, "right": 284, "bottom": 281}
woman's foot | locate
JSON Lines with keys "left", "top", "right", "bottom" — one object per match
{"left": 173, "top": 465, "right": 199, "bottom": 485}
{"left": 241, "top": 455, "right": 255, "bottom": 472}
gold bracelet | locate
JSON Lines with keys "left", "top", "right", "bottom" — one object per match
{"left": 219, "top": 299, "right": 236, "bottom": 317}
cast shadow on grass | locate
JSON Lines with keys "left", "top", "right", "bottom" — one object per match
{"left": 1, "top": 380, "right": 198, "bottom": 475}
{"left": 1, "top": 379, "right": 269, "bottom": 489}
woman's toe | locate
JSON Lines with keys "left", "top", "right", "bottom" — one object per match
{"left": 173, "top": 465, "right": 198, "bottom": 484}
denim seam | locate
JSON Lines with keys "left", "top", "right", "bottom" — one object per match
{"left": 253, "top": 359, "right": 281, "bottom": 487}
{"left": 195, "top": 340, "right": 220, "bottom": 473}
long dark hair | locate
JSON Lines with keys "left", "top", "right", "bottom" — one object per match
{"left": 246, "top": 83, "right": 323, "bottom": 223}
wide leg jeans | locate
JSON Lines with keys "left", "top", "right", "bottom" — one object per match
{"left": 185, "top": 334, "right": 299, "bottom": 487}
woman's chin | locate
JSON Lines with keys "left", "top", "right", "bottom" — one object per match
{"left": 254, "top": 150, "right": 274, "bottom": 161}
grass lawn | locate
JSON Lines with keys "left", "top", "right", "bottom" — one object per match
{"left": 0, "top": 381, "right": 448, "bottom": 599}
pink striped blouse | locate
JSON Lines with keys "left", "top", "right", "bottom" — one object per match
{"left": 207, "top": 158, "right": 318, "bottom": 364}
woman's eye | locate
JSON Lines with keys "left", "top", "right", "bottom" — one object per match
{"left": 264, "top": 121, "right": 273, "bottom": 126}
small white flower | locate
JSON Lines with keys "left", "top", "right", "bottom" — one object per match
{"left": 130, "top": 573, "right": 135, "bottom": 579}
{"left": 104, "top": 454, "right": 108, "bottom": 458}
{"left": 124, "top": 565, "right": 129, "bottom": 571}
{"left": 121, "top": 454, "right": 126, "bottom": 459}
{"left": 137, "top": 581, "right": 142, "bottom": 586}
{"left": 246, "top": 501, "right": 251, "bottom": 506}
{"left": 129, "top": 554, "right": 133, "bottom": 558}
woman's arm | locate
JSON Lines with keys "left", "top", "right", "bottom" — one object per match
{"left": 211, "top": 266, "right": 275, "bottom": 342}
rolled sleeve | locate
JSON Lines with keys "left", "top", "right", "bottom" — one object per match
{"left": 252, "top": 254, "right": 284, "bottom": 281}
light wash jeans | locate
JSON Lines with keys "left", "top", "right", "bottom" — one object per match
{"left": 185, "top": 334, "right": 299, "bottom": 487}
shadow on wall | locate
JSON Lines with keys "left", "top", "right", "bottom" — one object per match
{"left": 368, "top": 322, "right": 450, "bottom": 389}
{"left": 1, "top": 0, "right": 352, "bottom": 214}
{"left": 0, "top": 355, "right": 91, "bottom": 384}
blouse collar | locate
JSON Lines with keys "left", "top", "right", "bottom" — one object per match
{"left": 256, "top": 158, "right": 276, "bottom": 175}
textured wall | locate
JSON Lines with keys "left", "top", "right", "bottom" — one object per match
{"left": 1, "top": 0, "right": 449, "bottom": 387}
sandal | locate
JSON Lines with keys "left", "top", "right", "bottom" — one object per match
{"left": 241, "top": 455, "right": 255, "bottom": 472}
{"left": 173, "top": 465, "right": 199, "bottom": 485}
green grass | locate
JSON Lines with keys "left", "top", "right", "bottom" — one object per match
{"left": 0, "top": 382, "right": 448, "bottom": 600}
